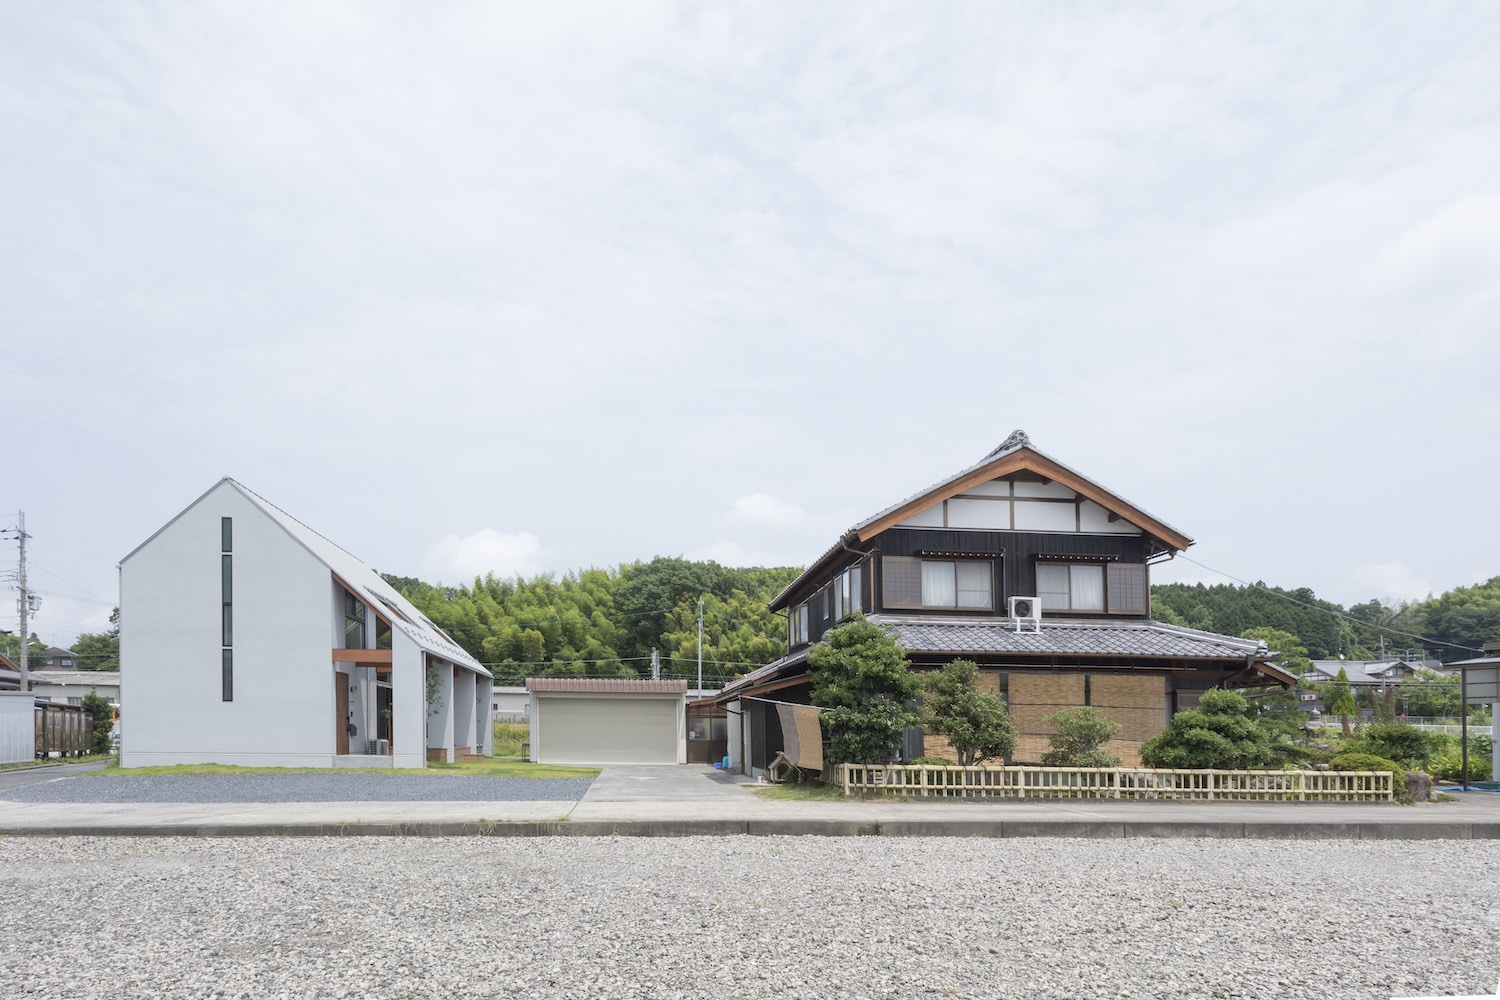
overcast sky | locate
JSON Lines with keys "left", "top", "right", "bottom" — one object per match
{"left": 3, "top": 2, "right": 1498, "bottom": 646}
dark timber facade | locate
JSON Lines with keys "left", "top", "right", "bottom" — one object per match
{"left": 718, "top": 430, "right": 1291, "bottom": 776}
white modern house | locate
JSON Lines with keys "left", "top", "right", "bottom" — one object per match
{"left": 119, "top": 478, "right": 492, "bottom": 768}
{"left": 31, "top": 671, "right": 121, "bottom": 707}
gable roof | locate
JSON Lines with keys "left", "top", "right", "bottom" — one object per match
{"left": 770, "top": 431, "right": 1192, "bottom": 611}
{"left": 124, "top": 478, "right": 487, "bottom": 677}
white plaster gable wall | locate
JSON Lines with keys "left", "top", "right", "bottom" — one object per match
{"left": 390, "top": 628, "right": 427, "bottom": 769}
{"left": 121, "top": 480, "right": 335, "bottom": 767}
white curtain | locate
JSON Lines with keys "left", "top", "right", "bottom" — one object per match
{"left": 921, "top": 560, "right": 957, "bottom": 607}
{"left": 956, "top": 562, "right": 992, "bottom": 608}
{"left": 1037, "top": 564, "right": 1071, "bottom": 610}
{"left": 1072, "top": 564, "right": 1105, "bottom": 611}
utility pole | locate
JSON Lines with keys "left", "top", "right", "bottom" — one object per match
{"left": 650, "top": 647, "right": 660, "bottom": 681}
{"left": 3, "top": 512, "right": 34, "bottom": 693}
{"left": 696, "top": 595, "right": 704, "bottom": 697}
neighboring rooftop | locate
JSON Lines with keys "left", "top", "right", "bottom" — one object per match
{"left": 526, "top": 678, "right": 688, "bottom": 694}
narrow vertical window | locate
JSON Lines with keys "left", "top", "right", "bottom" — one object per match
{"left": 221, "top": 517, "right": 233, "bottom": 701}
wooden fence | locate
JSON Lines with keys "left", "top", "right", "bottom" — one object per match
{"left": 35, "top": 702, "right": 91, "bottom": 758}
{"left": 841, "top": 763, "right": 1393, "bottom": 802}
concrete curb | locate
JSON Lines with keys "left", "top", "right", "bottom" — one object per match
{"left": 3, "top": 818, "right": 1498, "bottom": 839}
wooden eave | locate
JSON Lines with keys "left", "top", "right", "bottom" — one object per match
{"left": 333, "top": 648, "right": 393, "bottom": 665}
{"left": 853, "top": 448, "right": 1194, "bottom": 552}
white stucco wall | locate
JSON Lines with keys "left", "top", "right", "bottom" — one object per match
{"left": 390, "top": 630, "right": 427, "bottom": 769}
{"left": 120, "top": 481, "right": 336, "bottom": 767}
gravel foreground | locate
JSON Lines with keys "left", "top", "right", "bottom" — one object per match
{"left": 2, "top": 837, "right": 1497, "bottom": 1000}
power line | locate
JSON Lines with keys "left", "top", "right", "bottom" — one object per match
{"left": 1173, "top": 554, "right": 1484, "bottom": 655}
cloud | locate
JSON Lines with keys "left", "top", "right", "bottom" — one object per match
{"left": 423, "top": 529, "right": 543, "bottom": 583}
{"left": 728, "top": 493, "right": 809, "bottom": 528}
{"left": 1337, "top": 563, "right": 1436, "bottom": 606}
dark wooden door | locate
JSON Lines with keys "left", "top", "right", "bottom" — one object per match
{"left": 336, "top": 681, "right": 349, "bottom": 755}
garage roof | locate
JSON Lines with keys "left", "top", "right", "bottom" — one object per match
{"left": 526, "top": 678, "right": 688, "bottom": 694}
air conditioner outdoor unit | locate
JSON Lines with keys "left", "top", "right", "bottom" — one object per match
{"left": 1009, "top": 596, "right": 1042, "bottom": 634}
{"left": 367, "top": 738, "right": 390, "bottom": 756}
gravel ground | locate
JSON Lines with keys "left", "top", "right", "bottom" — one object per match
{"left": 2, "top": 774, "right": 594, "bottom": 804}
{"left": 2, "top": 837, "right": 1497, "bottom": 1000}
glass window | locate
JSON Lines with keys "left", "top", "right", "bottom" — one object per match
{"left": 222, "top": 605, "right": 233, "bottom": 647}
{"left": 221, "top": 517, "right": 232, "bottom": 554}
{"left": 1037, "top": 564, "right": 1072, "bottom": 610}
{"left": 921, "top": 561, "right": 957, "bottom": 606}
{"left": 376, "top": 616, "right": 392, "bottom": 650}
{"left": 222, "top": 649, "right": 233, "bottom": 702}
{"left": 956, "top": 561, "right": 992, "bottom": 609}
{"left": 849, "top": 565, "right": 863, "bottom": 613}
{"left": 221, "top": 555, "right": 232, "bottom": 603}
{"left": 343, "top": 590, "right": 367, "bottom": 649}
{"left": 1037, "top": 563, "right": 1106, "bottom": 612}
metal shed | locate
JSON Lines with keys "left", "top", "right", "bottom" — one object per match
{"left": 525, "top": 678, "right": 687, "bottom": 765}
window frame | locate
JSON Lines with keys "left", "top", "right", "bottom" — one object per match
{"left": 1036, "top": 560, "right": 1147, "bottom": 616}
{"left": 882, "top": 556, "right": 994, "bottom": 612}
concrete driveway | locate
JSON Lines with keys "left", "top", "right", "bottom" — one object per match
{"left": 580, "top": 764, "right": 758, "bottom": 802}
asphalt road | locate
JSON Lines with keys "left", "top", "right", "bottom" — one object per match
{"left": 0, "top": 760, "right": 108, "bottom": 792}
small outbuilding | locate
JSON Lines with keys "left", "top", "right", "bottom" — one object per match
{"left": 526, "top": 677, "right": 687, "bottom": 765}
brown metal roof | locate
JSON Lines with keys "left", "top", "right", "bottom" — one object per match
{"left": 525, "top": 677, "right": 688, "bottom": 694}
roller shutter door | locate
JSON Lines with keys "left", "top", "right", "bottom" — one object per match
{"left": 536, "top": 697, "right": 679, "bottom": 764}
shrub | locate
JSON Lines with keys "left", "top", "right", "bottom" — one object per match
{"left": 923, "top": 659, "right": 1016, "bottom": 766}
{"left": 910, "top": 756, "right": 957, "bottom": 766}
{"left": 1040, "top": 707, "right": 1121, "bottom": 768}
{"left": 809, "top": 614, "right": 923, "bottom": 768}
{"left": 80, "top": 690, "right": 113, "bottom": 755}
{"left": 1344, "top": 722, "right": 1433, "bottom": 766}
{"left": 1331, "top": 752, "right": 1410, "bottom": 803}
{"left": 1140, "top": 689, "right": 1275, "bottom": 769}
{"left": 1428, "top": 750, "right": 1493, "bottom": 783}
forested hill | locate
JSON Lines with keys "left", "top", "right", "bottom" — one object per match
{"left": 383, "top": 558, "right": 800, "bottom": 687}
{"left": 382, "top": 561, "right": 1500, "bottom": 684}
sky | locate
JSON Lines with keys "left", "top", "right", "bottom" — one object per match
{"left": 2, "top": 2, "right": 1499, "bottom": 647}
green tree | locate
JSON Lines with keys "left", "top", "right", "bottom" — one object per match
{"left": 0, "top": 631, "right": 47, "bottom": 665}
{"left": 1139, "top": 689, "right": 1275, "bottom": 770}
{"left": 1324, "top": 667, "right": 1358, "bottom": 736}
{"left": 922, "top": 658, "right": 1016, "bottom": 766}
{"left": 808, "top": 614, "right": 923, "bottom": 770}
{"left": 1417, "top": 576, "right": 1500, "bottom": 654}
{"left": 1241, "top": 626, "right": 1312, "bottom": 677}
{"left": 1400, "top": 668, "right": 1460, "bottom": 718}
{"left": 70, "top": 608, "right": 120, "bottom": 671}
{"left": 80, "top": 689, "right": 113, "bottom": 754}
{"left": 1040, "top": 707, "right": 1121, "bottom": 768}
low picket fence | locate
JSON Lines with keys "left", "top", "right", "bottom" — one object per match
{"left": 840, "top": 763, "right": 1393, "bottom": 802}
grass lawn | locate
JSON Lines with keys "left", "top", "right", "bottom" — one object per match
{"left": 92, "top": 758, "right": 599, "bottom": 779}
{"left": 749, "top": 781, "right": 850, "bottom": 801}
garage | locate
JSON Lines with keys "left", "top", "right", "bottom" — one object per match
{"left": 525, "top": 677, "right": 687, "bottom": 765}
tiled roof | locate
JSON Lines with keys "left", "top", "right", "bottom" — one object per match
{"left": 31, "top": 671, "right": 120, "bottom": 687}
{"left": 526, "top": 678, "right": 688, "bottom": 694}
{"left": 1305, "top": 659, "right": 1435, "bottom": 684}
{"left": 769, "top": 430, "right": 1191, "bottom": 611}
{"left": 880, "top": 615, "right": 1266, "bottom": 661}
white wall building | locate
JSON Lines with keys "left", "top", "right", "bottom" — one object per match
{"left": 31, "top": 671, "right": 121, "bottom": 707}
{"left": 120, "top": 478, "right": 492, "bottom": 769}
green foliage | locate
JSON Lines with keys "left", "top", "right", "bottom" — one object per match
{"left": 808, "top": 614, "right": 923, "bottom": 769}
{"left": 1140, "top": 689, "right": 1276, "bottom": 769}
{"left": 80, "top": 689, "right": 113, "bottom": 754}
{"left": 69, "top": 608, "right": 121, "bottom": 672}
{"left": 1040, "top": 707, "right": 1122, "bottom": 768}
{"left": 1344, "top": 722, "right": 1433, "bottom": 766}
{"left": 0, "top": 631, "right": 46, "bottom": 665}
{"left": 922, "top": 659, "right": 1016, "bottom": 766}
{"left": 1154, "top": 583, "right": 1362, "bottom": 659}
{"left": 910, "top": 756, "right": 956, "bottom": 766}
{"left": 385, "top": 562, "right": 797, "bottom": 684}
{"left": 1400, "top": 669, "right": 1460, "bottom": 717}
{"left": 1330, "top": 752, "right": 1411, "bottom": 802}
{"left": 1241, "top": 626, "right": 1312, "bottom": 676}
{"left": 491, "top": 722, "right": 528, "bottom": 757}
{"left": 1416, "top": 576, "right": 1500, "bottom": 654}
{"left": 1427, "top": 748, "right": 1493, "bottom": 782}
{"left": 1323, "top": 667, "right": 1357, "bottom": 734}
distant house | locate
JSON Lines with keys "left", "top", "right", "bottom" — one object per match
{"left": 0, "top": 652, "right": 19, "bottom": 692}
{"left": 716, "top": 430, "right": 1292, "bottom": 777}
{"left": 120, "top": 478, "right": 493, "bottom": 768}
{"left": 31, "top": 670, "right": 120, "bottom": 707}
{"left": 38, "top": 646, "right": 77, "bottom": 670}
{"left": 1298, "top": 657, "right": 1442, "bottom": 713}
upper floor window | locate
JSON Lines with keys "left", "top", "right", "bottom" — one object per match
{"left": 1037, "top": 561, "right": 1147, "bottom": 615}
{"left": 833, "top": 564, "right": 863, "bottom": 621}
{"left": 789, "top": 604, "right": 810, "bottom": 646}
{"left": 883, "top": 557, "right": 993, "bottom": 611}
{"left": 342, "top": 590, "right": 367, "bottom": 649}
